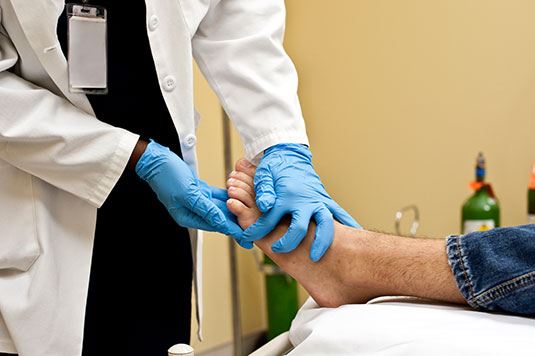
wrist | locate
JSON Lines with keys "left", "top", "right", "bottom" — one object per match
{"left": 264, "top": 143, "right": 312, "bottom": 160}
{"left": 127, "top": 139, "right": 149, "bottom": 172}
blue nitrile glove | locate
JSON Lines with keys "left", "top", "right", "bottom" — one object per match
{"left": 198, "top": 180, "right": 253, "bottom": 249}
{"left": 136, "top": 140, "right": 244, "bottom": 238}
{"left": 242, "top": 144, "right": 360, "bottom": 262}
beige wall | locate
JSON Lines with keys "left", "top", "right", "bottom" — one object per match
{"left": 192, "top": 0, "right": 535, "bottom": 351}
{"left": 284, "top": 0, "right": 535, "bottom": 236}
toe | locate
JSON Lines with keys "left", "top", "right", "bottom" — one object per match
{"left": 228, "top": 186, "right": 255, "bottom": 208}
{"left": 227, "top": 198, "right": 261, "bottom": 230}
{"left": 227, "top": 198, "right": 248, "bottom": 218}
{"left": 235, "top": 158, "right": 256, "bottom": 177}
{"left": 227, "top": 177, "right": 254, "bottom": 196}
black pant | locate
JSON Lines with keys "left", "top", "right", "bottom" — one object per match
{"left": 82, "top": 170, "right": 193, "bottom": 356}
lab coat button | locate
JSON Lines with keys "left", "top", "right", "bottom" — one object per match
{"left": 149, "top": 15, "right": 159, "bottom": 31}
{"left": 184, "top": 134, "right": 197, "bottom": 148}
{"left": 162, "top": 76, "right": 176, "bottom": 92}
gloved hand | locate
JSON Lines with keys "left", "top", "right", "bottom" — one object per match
{"left": 242, "top": 144, "right": 360, "bottom": 261}
{"left": 136, "top": 140, "right": 243, "bottom": 237}
{"left": 198, "top": 180, "right": 253, "bottom": 249}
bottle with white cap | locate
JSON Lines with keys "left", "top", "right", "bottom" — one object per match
{"left": 168, "top": 344, "right": 194, "bottom": 356}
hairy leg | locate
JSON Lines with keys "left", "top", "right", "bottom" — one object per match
{"left": 227, "top": 159, "right": 466, "bottom": 307}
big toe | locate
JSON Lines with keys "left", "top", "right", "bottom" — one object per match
{"left": 227, "top": 198, "right": 257, "bottom": 230}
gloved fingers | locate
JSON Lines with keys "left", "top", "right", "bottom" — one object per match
{"left": 187, "top": 191, "right": 226, "bottom": 225}
{"left": 310, "top": 206, "right": 335, "bottom": 262}
{"left": 170, "top": 205, "right": 243, "bottom": 238}
{"left": 196, "top": 179, "right": 229, "bottom": 203}
{"left": 221, "top": 219, "right": 245, "bottom": 239}
{"left": 326, "top": 199, "right": 361, "bottom": 229}
{"left": 169, "top": 207, "right": 219, "bottom": 232}
{"left": 189, "top": 192, "right": 245, "bottom": 237}
{"left": 235, "top": 238, "right": 254, "bottom": 250}
{"left": 271, "top": 210, "right": 311, "bottom": 253}
{"left": 242, "top": 208, "right": 285, "bottom": 242}
{"left": 209, "top": 185, "right": 229, "bottom": 202}
{"left": 204, "top": 198, "right": 244, "bottom": 237}
{"left": 254, "top": 165, "right": 276, "bottom": 213}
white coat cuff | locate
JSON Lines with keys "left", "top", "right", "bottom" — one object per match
{"left": 87, "top": 131, "right": 140, "bottom": 208}
{"left": 244, "top": 128, "right": 309, "bottom": 165}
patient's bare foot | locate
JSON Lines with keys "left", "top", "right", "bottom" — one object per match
{"left": 225, "top": 159, "right": 262, "bottom": 229}
{"left": 226, "top": 159, "right": 383, "bottom": 307}
{"left": 227, "top": 160, "right": 466, "bottom": 307}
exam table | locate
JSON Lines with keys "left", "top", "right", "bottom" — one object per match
{"left": 250, "top": 296, "right": 535, "bottom": 356}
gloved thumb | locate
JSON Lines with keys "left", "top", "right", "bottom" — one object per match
{"left": 254, "top": 165, "right": 276, "bottom": 213}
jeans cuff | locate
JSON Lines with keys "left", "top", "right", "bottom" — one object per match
{"left": 446, "top": 235, "right": 480, "bottom": 309}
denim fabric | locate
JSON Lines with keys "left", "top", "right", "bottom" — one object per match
{"left": 447, "top": 224, "right": 535, "bottom": 315}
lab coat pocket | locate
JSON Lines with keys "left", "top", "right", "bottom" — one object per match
{"left": 0, "top": 160, "right": 40, "bottom": 272}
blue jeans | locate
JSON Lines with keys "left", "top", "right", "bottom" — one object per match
{"left": 447, "top": 224, "right": 535, "bottom": 315}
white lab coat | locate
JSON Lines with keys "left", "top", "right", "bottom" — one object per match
{"left": 0, "top": 0, "right": 309, "bottom": 354}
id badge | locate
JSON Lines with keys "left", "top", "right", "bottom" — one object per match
{"left": 66, "top": 3, "right": 108, "bottom": 94}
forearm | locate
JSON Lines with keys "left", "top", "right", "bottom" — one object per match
{"left": 192, "top": 0, "right": 308, "bottom": 161}
{"left": 0, "top": 72, "right": 139, "bottom": 207}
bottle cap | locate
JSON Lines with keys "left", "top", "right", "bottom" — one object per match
{"left": 529, "top": 163, "right": 535, "bottom": 189}
{"left": 475, "top": 152, "right": 486, "bottom": 182}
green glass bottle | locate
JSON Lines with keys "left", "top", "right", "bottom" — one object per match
{"left": 461, "top": 153, "right": 500, "bottom": 234}
{"left": 529, "top": 164, "right": 535, "bottom": 224}
{"left": 264, "top": 255, "right": 299, "bottom": 340}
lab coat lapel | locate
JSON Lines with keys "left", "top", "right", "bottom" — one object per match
{"left": 9, "top": 0, "right": 94, "bottom": 115}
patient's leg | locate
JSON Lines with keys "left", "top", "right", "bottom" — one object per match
{"left": 226, "top": 159, "right": 466, "bottom": 308}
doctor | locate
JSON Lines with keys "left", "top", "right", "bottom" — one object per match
{"left": 0, "top": 1, "right": 358, "bottom": 356}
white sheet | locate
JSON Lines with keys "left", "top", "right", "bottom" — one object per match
{"left": 288, "top": 297, "right": 535, "bottom": 356}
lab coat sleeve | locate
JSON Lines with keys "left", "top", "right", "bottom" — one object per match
{"left": 190, "top": 0, "right": 309, "bottom": 162}
{"left": 0, "top": 30, "right": 139, "bottom": 208}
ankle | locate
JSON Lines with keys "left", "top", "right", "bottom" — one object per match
{"left": 334, "top": 228, "right": 392, "bottom": 302}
